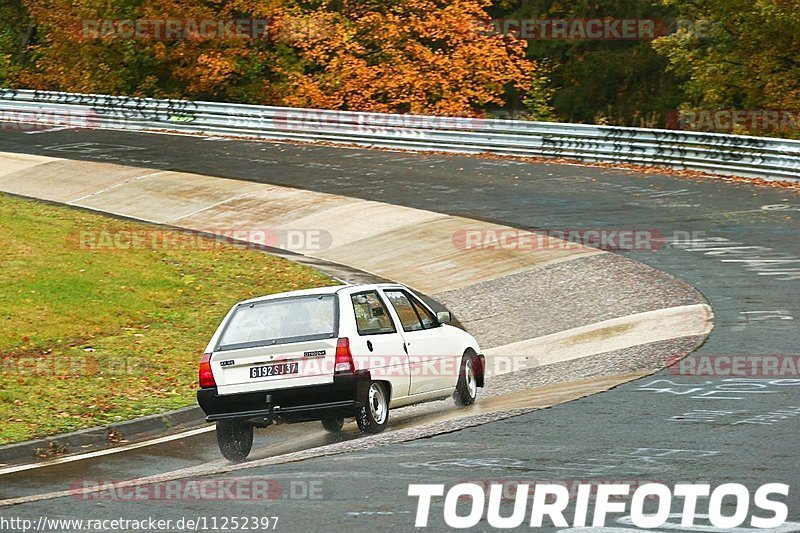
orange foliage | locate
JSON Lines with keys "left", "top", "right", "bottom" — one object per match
{"left": 276, "top": 0, "right": 534, "bottom": 116}
{"left": 15, "top": 0, "right": 535, "bottom": 115}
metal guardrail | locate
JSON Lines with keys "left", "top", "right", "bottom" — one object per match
{"left": 1, "top": 88, "right": 799, "bottom": 180}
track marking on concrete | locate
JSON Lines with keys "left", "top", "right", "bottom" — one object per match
{"left": 169, "top": 193, "right": 251, "bottom": 223}
{"left": 0, "top": 426, "right": 215, "bottom": 477}
{"left": 484, "top": 304, "right": 713, "bottom": 375}
{"left": 68, "top": 171, "right": 169, "bottom": 203}
{"left": 24, "top": 126, "right": 75, "bottom": 135}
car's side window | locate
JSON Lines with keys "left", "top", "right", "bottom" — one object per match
{"left": 351, "top": 291, "right": 396, "bottom": 335}
{"left": 407, "top": 293, "right": 438, "bottom": 329}
{"left": 384, "top": 290, "right": 424, "bottom": 332}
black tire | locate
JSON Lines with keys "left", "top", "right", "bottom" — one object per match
{"left": 321, "top": 415, "right": 344, "bottom": 433}
{"left": 454, "top": 353, "right": 478, "bottom": 406}
{"left": 216, "top": 420, "right": 254, "bottom": 463}
{"left": 356, "top": 381, "right": 389, "bottom": 434}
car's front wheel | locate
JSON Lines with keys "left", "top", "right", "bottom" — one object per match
{"left": 356, "top": 381, "right": 389, "bottom": 434}
{"left": 321, "top": 415, "right": 344, "bottom": 433}
{"left": 454, "top": 352, "right": 478, "bottom": 406}
{"left": 216, "top": 420, "right": 254, "bottom": 463}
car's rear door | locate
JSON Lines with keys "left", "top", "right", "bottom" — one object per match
{"left": 211, "top": 294, "right": 340, "bottom": 395}
{"left": 347, "top": 290, "right": 411, "bottom": 400}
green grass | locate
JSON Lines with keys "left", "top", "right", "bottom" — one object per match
{"left": 0, "top": 193, "right": 337, "bottom": 444}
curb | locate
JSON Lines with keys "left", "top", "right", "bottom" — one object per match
{"left": 0, "top": 405, "right": 205, "bottom": 465}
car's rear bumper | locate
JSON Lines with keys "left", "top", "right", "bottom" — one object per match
{"left": 197, "top": 370, "right": 371, "bottom": 423}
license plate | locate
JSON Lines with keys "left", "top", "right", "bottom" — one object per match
{"left": 250, "top": 362, "right": 299, "bottom": 379}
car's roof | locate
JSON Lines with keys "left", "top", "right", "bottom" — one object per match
{"left": 237, "top": 283, "right": 404, "bottom": 305}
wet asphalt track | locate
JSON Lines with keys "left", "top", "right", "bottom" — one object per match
{"left": 0, "top": 126, "right": 798, "bottom": 531}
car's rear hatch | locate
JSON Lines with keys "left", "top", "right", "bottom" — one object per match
{"left": 210, "top": 294, "right": 339, "bottom": 395}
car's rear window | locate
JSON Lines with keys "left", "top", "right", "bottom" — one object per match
{"left": 217, "top": 294, "right": 337, "bottom": 350}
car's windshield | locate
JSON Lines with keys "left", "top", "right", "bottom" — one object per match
{"left": 217, "top": 294, "right": 337, "bottom": 350}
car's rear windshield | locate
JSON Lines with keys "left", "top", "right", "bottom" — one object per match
{"left": 217, "top": 294, "right": 338, "bottom": 350}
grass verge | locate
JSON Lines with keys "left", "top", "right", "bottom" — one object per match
{"left": 0, "top": 193, "right": 336, "bottom": 444}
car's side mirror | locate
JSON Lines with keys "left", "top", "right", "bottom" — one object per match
{"left": 436, "top": 311, "right": 452, "bottom": 324}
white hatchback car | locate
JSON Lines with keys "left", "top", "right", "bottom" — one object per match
{"left": 197, "top": 283, "right": 484, "bottom": 462}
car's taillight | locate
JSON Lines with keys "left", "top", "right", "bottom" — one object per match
{"left": 334, "top": 337, "right": 354, "bottom": 374}
{"left": 199, "top": 353, "right": 216, "bottom": 388}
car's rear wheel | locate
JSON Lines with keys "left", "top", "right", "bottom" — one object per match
{"left": 356, "top": 381, "right": 389, "bottom": 434}
{"left": 321, "top": 415, "right": 344, "bottom": 433}
{"left": 216, "top": 420, "right": 253, "bottom": 463}
{"left": 454, "top": 353, "right": 478, "bottom": 406}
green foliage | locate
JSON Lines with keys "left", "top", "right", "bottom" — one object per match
{"left": 0, "top": 0, "right": 30, "bottom": 86}
{"left": 522, "top": 61, "right": 556, "bottom": 121}
{"left": 493, "top": 0, "right": 684, "bottom": 127}
{"left": 653, "top": 0, "right": 800, "bottom": 135}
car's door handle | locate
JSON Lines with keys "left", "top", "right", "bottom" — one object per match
{"left": 402, "top": 343, "right": 408, "bottom": 354}
{"left": 367, "top": 340, "right": 373, "bottom": 352}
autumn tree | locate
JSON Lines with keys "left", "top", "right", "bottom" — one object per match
{"left": 271, "top": 0, "right": 535, "bottom": 115}
{"left": 5, "top": 0, "right": 800, "bottom": 132}
{"left": 6, "top": 0, "right": 537, "bottom": 116}
{"left": 12, "top": 0, "right": 287, "bottom": 102}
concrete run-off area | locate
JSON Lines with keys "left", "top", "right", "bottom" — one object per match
{"left": 0, "top": 150, "right": 712, "bottom": 464}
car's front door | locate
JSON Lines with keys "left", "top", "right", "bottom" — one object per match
{"left": 382, "top": 289, "right": 458, "bottom": 396}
